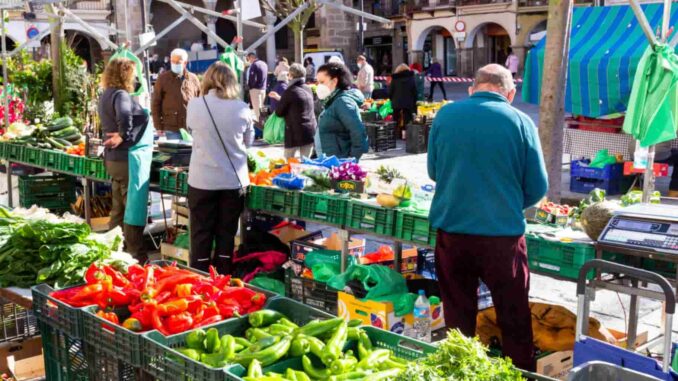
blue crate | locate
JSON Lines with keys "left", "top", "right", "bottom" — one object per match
{"left": 570, "top": 160, "right": 625, "bottom": 180}
{"left": 570, "top": 176, "right": 633, "bottom": 196}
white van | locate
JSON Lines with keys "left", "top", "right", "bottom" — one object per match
{"left": 303, "top": 50, "right": 345, "bottom": 71}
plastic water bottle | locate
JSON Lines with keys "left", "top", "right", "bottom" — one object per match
{"left": 413, "top": 289, "right": 432, "bottom": 342}
{"left": 413, "top": 185, "right": 435, "bottom": 212}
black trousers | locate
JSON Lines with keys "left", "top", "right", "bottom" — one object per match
{"left": 188, "top": 186, "right": 244, "bottom": 274}
{"left": 429, "top": 81, "right": 447, "bottom": 100}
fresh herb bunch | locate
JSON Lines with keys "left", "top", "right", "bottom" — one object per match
{"left": 376, "top": 165, "right": 403, "bottom": 184}
{"left": 395, "top": 329, "right": 524, "bottom": 381}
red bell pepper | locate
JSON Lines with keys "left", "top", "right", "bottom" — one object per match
{"left": 84, "top": 263, "right": 105, "bottom": 284}
{"left": 193, "top": 283, "right": 219, "bottom": 298}
{"left": 50, "top": 286, "right": 82, "bottom": 302}
{"left": 143, "top": 273, "right": 200, "bottom": 301}
{"left": 132, "top": 308, "right": 153, "bottom": 330}
{"left": 194, "top": 314, "right": 222, "bottom": 328}
{"left": 203, "top": 302, "right": 220, "bottom": 319}
{"left": 106, "top": 288, "right": 132, "bottom": 307}
{"left": 218, "top": 303, "right": 240, "bottom": 318}
{"left": 157, "top": 299, "right": 189, "bottom": 317}
{"left": 96, "top": 310, "right": 120, "bottom": 324}
{"left": 165, "top": 312, "right": 194, "bottom": 334}
{"left": 103, "top": 265, "right": 130, "bottom": 288}
{"left": 150, "top": 307, "right": 170, "bottom": 336}
{"left": 175, "top": 283, "right": 192, "bottom": 298}
{"left": 70, "top": 283, "right": 104, "bottom": 304}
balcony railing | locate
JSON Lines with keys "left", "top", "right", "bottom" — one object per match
{"left": 407, "top": 0, "right": 455, "bottom": 11}
{"left": 372, "top": 0, "right": 410, "bottom": 17}
{"left": 64, "top": 0, "right": 111, "bottom": 11}
{"left": 457, "top": 0, "right": 510, "bottom": 6}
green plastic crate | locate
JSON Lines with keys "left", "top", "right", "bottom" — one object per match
{"left": 0, "top": 142, "right": 6, "bottom": 159}
{"left": 39, "top": 320, "right": 90, "bottom": 381}
{"left": 159, "top": 167, "right": 189, "bottom": 196}
{"left": 248, "top": 186, "right": 301, "bottom": 217}
{"left": 19, "top": 174, "right": 75, "bottom": 195}
{"left": 85, "top": 341, "right": 140, "bottom": 381}
{"left": 346, "top": 199, "right": 397, "bottom": 236}
{"left": 42, "top": 149, "right": 62, "bottom": 169}
{"left": 641, "top": 259, "right": 676, "bottom": 278}
{"left": 395, "top": 210, "right": 436, "bottom": 247}
{"left": 21, "top": 146, "right": 42, "bottom": 165}
{"left": 224, "top": 326, "right": 436, "bottom": 381}
{"left": 6, "top": 144, "right": 23, "bottom": 161}
{"left": 526, "top": 236, "right": 596, "bottom": 280}
{"left": 143, "top": 298, "right": 333, "bottom": 381}
{"left": 81, "top": 305, "right": 146, "bottom": 367}
{"left": 299, "top": 192, "right": 348, "bottom": 225}
{"left": 20, "top": 192, "right": 75, "bottom": 210}
{"left": 83, "top": 158, "right": 108, "bottom": 180}
{"left": 32, "top": 283, "right": 89, "bottom": 339}
{"left": 59, "top": 153, "right": 84, "bottom": 175}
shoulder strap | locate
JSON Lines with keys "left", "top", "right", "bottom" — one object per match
{"left": 202, "top": 96, "right": 243, "bottom": 190}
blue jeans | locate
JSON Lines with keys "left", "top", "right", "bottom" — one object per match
{"left": 164, "top": 131, "right": 182, "bottom": 140}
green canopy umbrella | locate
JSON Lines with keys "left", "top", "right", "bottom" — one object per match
{"left": 622, "top": 42, "right": 678, "bottom": 147}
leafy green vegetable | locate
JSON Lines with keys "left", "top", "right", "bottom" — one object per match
{"left": 0, "top": 213, "right": 117, "bottom": 288}
{"left": 395, "top": 330, "right": 524, "bottom": 381}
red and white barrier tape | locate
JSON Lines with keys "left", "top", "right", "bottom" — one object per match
{"left": 374, "top": 76, "right": 523, "bottom": 83}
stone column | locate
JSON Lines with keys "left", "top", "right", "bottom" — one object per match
{"left": 114, "top": 0, "right": 144, "bottom": 49}
{"left": 203, "top": 0, "right": 218, "bottom": 48}
{"left": 264, "top": 12, "right": 277, "bottom": 67}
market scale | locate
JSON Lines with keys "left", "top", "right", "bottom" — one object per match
{"left": 595, "top": 203, "right": 678, "bottom": 349}
{"left": 598, "top": 203, "right": 678, "bottom": 255}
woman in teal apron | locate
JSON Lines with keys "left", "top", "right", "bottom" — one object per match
{"left": 123, "top": 112, "right": 154, "bottom": 263}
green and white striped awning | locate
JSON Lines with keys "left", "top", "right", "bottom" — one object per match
{"left": 522, "top": 3, "right": 678, "bottom": 118}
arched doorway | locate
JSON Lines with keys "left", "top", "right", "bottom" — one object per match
{"left": 466, "top": 22, "right": 511, "bottom": 73}
{"left": 66, "top": 30, "right": 95, "bottom": 71}
{"left": 414, "top": 26, "right": 457, "bottom": 76}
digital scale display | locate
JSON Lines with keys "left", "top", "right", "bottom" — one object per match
{"left": 599, "top": 204, "right": 678, "bottom": 254}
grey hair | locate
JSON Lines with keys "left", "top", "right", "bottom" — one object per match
{"left": 474, "top": 64, "right": 515, "bottom": 92}
{"left": 288, "top": 63, "right": 307, "bottom": 79}
{"left": 171, "top": 48, "right": 188, "bottom": 62}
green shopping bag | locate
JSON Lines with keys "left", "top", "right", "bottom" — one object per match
{"left": 378, "top": 100, "right": 393, "bottom": 118}
{"left": 263, "top": 114, "right": 285, "bottom": 144}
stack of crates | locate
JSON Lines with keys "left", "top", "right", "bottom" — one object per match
{"left": 366, "top": 122, "right": 397, "bottom": 152}
{"left": 159, "top": 167, "right": 189, "bottom": 196}
{"left": 18, "top": 174, "right": 76, "bottom": 213}
{"left": 570, "top": 160, "right": 632, "bottom": 195}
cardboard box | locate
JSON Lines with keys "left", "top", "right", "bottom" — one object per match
{"left": 360, "top": 247, "right": 418, "bottom": 273}
{"left": 89, "top": 216, "right": 111, "bottom": 232}
{"left": 338, "top": 291, "right": 411, "bottom": 335}
{"left": 537, "top": 350, "right": 573, "bottom": 380}
{"left": 270, "top": 224, "right": 309, "bottom": 246}
{"left": 608, "top": 328, "right": 648, "bottom": 349}
{"left": 291, "top": 233, "right": 366, "bottom": 265}
{"left": 160, "top": 242, "right": 190, "bottom": 264}
{"left": 338, "top": 291, "right": 444, "bottom": 335}
{"left": 0, "top": 337, "right": 44, "bottom": 381}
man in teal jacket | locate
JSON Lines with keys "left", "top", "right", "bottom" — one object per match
{"left": 427, "top": 64, "right": 548, "bottom": 371}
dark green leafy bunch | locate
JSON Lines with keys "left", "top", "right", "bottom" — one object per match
{"left": 395, "top": 329, "right": 524, "bottom": 381}
{"left": 0, "top": 216, "right": 113, "bottom": 289}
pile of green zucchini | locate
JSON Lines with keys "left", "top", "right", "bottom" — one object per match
{"left": 10, "top": 117, "right": 83, "bottom": 150}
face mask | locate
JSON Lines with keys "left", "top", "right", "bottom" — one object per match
{"left": 171, "top": 63, "right": 184, "bottom": 75}
{"left": 316, "top": 84, "right": 331, "bottom": 100}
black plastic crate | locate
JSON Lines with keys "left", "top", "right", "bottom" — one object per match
{"left": 406, "top": 123, "right": 430, "bottom": 154}
{"left": 570, "top": 176, "right": 633, "bottom": 196}
{"left": 85, "top": 342, "right": 141, "bottom": 381}
{"left": 32, "top": 283, "right": 88, "bottom": 339}
{"left": 81, "top": 305, "right": 146, "bottom": 367}
{"left": 371, "top": 135, "right": 397, "bottom": 152}
{"left": 0, "top": 297, "right": 39, "bottom": 343}
{"left": 284, "top": 268, "right": 338, "bottom": 315}
{"left": 39, "top": 320, "right": 90, "bottom": 381}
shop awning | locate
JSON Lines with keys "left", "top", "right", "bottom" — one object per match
{"left": 522, "top": 3, "right": 678, "bottom": 118}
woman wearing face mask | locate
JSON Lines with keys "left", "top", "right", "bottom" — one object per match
{"left": 315, "top": 62, "right": 369, "bottom": 160}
